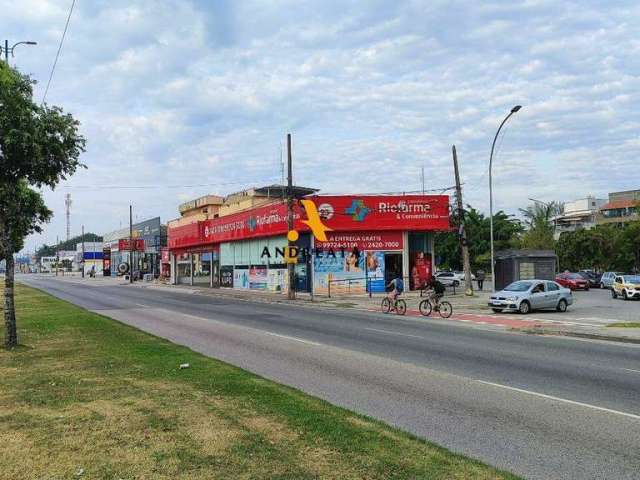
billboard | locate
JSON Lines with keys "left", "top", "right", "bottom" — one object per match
{"left": 169, "top": 194, "right": 449, "bottom": 250}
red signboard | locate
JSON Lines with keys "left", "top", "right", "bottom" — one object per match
{"left": 168, "top": 194, "right": 449, "bottom": 250}
{"left": 118, "top": 238, "right": 145, "bottom": 251}
{"left": 315, "top": 231, "right": 403, "bottom": 250}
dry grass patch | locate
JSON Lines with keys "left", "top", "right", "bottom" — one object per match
{"left": 0, "top": 283, "right": 520, "bottom": 479}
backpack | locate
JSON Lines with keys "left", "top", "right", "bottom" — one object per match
{"left": 395, "top": 278, "right": 404, "bottom": 293}
{"left": 433, "top": 280, "right": 445, "bottom": 295}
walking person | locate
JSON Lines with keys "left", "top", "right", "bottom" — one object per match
{"left": 476, "top": 269, "right": 486, "bottom": 290}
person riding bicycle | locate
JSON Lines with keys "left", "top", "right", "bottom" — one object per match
{"left": 386, "top": 274, "right": 404, "bottom": 303}
{"left": 424, "top": 275, "right": 446, "bottom": 307}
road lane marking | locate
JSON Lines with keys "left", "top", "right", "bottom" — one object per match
{"left": 263, "top": 332, "right": 321, "bottom": 346}
{"left": 621, "top": 368, "right": 640, "bottom": 374}
{"left": 477, "top": 380, "right": 640, "bottom": 420}
{"left": 135, "top": 303, "right": 151, "bottom": 308}
{"left": 364, "top": 327, "right": 424, "bottom": 339}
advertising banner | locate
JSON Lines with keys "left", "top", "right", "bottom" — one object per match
{"left": 233, "top": 268, "right": 250, "bottom": 289}
{"left": 410, "top": 252, "right": 432, "bottom": 290}
{"left": 118, "top": 239, "right": 145, "bottom": 251}
{"left": 313, "top": 250, "right": 365, "bottom": 295}
{"left": 267, "top": 268, "right": 287, "bottom": 292}
{"left": 315, "top": 231, "right": 403, "bottom": 251}
{"left": 249, "top": 265, "right": 268, "bottom": 290}
{"left": 220, "top": 265, "right": 234, "bottom": 288}
{"left": 102, "top": 248, "right": 111, "bottom": 277}
{"left": 364, "top": 251, "right": 386, "bottom": 292}
{"left": 169, "top": 194, "right": 449, "bottom": 249}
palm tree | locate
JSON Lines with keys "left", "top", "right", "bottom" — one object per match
{"left": 519, "top": 201, "right": 564, "bottom": 249}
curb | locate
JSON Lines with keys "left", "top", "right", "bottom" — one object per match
{"left": 515, "top": 327, "right": 640, "bottom": 345}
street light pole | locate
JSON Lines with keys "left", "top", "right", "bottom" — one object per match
{"left": 489, "top": 105, "right": 522, "bottom": 291}
{"left": 1, "top": 40, "right": 37, "bottom": 63}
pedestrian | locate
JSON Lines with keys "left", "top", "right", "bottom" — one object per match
{"left": 476, "top": 269, "right": 486, "bottom": 290}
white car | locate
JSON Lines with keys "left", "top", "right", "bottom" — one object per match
{"left": 489, "top": 280, "right": 574, "bottom": 314}
{"left": 435, "top": 271, "right": 461, "bottom": 287}
{"left": 435, "top": 271, "right": 475, "bottom": 286}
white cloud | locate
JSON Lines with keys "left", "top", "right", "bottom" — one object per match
{"left": 1, "top": 0, "right": 637, "bottom": 251}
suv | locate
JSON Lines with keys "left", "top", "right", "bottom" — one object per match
{"left": 600, "top": 271, "right": 623, "bottom": 289}
{"left": 578, "top": 270, "right": 602, "bottom": 288}
{"left": 611, "top": 275, "right": 640, "bottom": 300}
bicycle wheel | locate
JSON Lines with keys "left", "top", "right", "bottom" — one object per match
{"left": 438, "top": 301, "right": 453, "bottom": 318}
{"left": 381, "top": 297, "right": 391, "bottom": 313}
{"left": 419, "top": 299, "right": 432, "bottom": 316}
{"left": 395, "top": 299, "right": 407, "bottom": 315}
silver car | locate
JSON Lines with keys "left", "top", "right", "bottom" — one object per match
{"left": 489, "top": 279, "right": 573, "bottom": 314}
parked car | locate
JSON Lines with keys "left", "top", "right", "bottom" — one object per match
{"left": 453, "top": 271, "right": 476, "bottom": 281}
{"left": 578, "top": 270, "right": 602, "bottom": 288}
{"left": 435, "top": 271, "right": 460, "bottom": 287}
{"left": 600, "top": 271, "right": 624, "bottom": 289}
{"left": 489, "top": 280, "right": 573, "bottom": 314}
{"left": 611, "top": 274, "right": 640, "bottom": 300}
{"left": 555, "top": 272, "right": 590, "bottom": 291}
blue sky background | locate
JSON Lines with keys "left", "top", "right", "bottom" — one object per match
{"left": 2, "top": 0, "right": 639, "bottom": 252}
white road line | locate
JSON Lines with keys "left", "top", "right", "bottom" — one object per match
{"left": 364, "top": 327, "right": 424, "bottom": 339}
{"left": 477, "top": 380, "right": 640, "bottom": 420}
{"left": 263, "top": 331, "right": 321, "bottom": 346}
{"left": 135, "top": 303, "right": 151, "bottom": 308}
{"left": 621, "top": 368, "right": 640, "bottom": 374}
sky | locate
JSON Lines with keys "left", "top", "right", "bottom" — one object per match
{"left": 2, "top": 0, "right": 639, "bottom": 253}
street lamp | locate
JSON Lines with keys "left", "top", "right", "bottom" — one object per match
{"left": 2, "top": 40, "right": 38, "bottom": 63}
{"left": 489, "top": 105, "right": 522, "bottom": 291}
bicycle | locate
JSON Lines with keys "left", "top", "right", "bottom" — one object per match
{"left": 381, "top": 296, "right": 407, "bottom": 315}
{"left": 418, "top": 294, "right": 453, "bottom": 318}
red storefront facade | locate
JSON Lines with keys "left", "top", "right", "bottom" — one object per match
{"left": 168, "top": 194, "right": 450, "bottom": 293}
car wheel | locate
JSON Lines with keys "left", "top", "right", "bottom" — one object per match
{"left": 492, "top": 308, "right": 502, "bottom": 313}
{"left": 518, "top": 301, "right": 531, "bottom": 314}
{"left": 611, "top": 289, "right": 617, "bottom": 299}
{"left": 556, "top": 299, "right": 568, "bottom": 312}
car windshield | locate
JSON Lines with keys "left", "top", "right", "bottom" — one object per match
{"left": 567, "top": 274, "right": 582, "bottom": 279}
{"left": 504, "top": 281, "right": 533, "bottom": 292}
{"left": 623, "top": 276, "right": 640, "bottom": 283}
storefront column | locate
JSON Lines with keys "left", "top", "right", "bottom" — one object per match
{"left": 429, "top": 234, "right": 435, "bottom": 278}
{"left": 189, "top": 253, "right": 194, "bottom": 286}
{"left": 170, "top": 253, "right": 176, "bottom": 285}
{"left": 402, "top": 231, "right": 410, "bottom": 284}
{"left": 210, "top": 250, "right": 214, "bottom": 288}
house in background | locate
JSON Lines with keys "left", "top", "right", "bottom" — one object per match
{"left": 553, "top": 196, "right": 606, "bottom": 238}
{"left": 598, "top": 189, "right": 640, "bottom": 227}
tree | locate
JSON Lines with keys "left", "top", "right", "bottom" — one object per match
{"left": 0, "top": 182, "right": 52, "bottom": 346}
{"left": 35, "top": 232, "right": 103, "bottom": 259}
{"left": 0, "top": 62, "right": 85, "bottom": 348}
{"left": 519, "top": 201, "right": 563, "bottom": 250}
{"left": 435, "top": 206, "right": 523, "bottom": 271}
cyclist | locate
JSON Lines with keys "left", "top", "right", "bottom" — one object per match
{"left": 424, "top": 275, "right": 446, "bottom": 308}
{"left": 386, "top": 274, "right": 404, "bottom": 305}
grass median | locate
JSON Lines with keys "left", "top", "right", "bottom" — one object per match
{"left": 0, "top": 284, "right": 519, "bottom": 480}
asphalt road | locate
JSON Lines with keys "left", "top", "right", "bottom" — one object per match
{"left": 19, "top": 275, "right": 640, "bottom": 480}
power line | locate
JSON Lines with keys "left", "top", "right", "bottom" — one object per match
{"left": 41, "top": 0, "right": 76, "bottom": 105}
{"left": 59, "top": 177, "right": 281, "bottom": 190}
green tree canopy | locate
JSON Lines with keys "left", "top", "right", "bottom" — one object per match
{"left": 1, "top": 62, "right": 86, "bottom": 348}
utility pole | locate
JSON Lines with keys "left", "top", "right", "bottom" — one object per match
{"left": 81, "top": 225, "right": 85, "bottom": 278}
{"left": 129, "top": 205, "right": 133, "bottom": 284}
{"left": 452, "top": 145, "right": 473, "bottom": 296}
{"left": 286, "top": 134, "right": 296, "bottom": 300}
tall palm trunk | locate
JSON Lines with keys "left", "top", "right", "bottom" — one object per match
{"left": 4, "top": 251, "right": 17, "bottom": 348}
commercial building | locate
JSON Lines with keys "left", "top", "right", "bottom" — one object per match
{"left": 74, "top": 242, "right": 103, "bottom": 275}
{"left": 168, "top": 186, "right": 450, "bottom": 294}
{"left": 598, "top": 189, "right": 640, "bottom": 227}
{"left": 553, "top": 196, "right": 606, "bottom": 238}
{"left": 102, "top": 217, "right": 167, "bottom": 277}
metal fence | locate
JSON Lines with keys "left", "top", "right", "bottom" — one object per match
{"left": 326, "top": 275, "right": 460, "bottom": 298}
